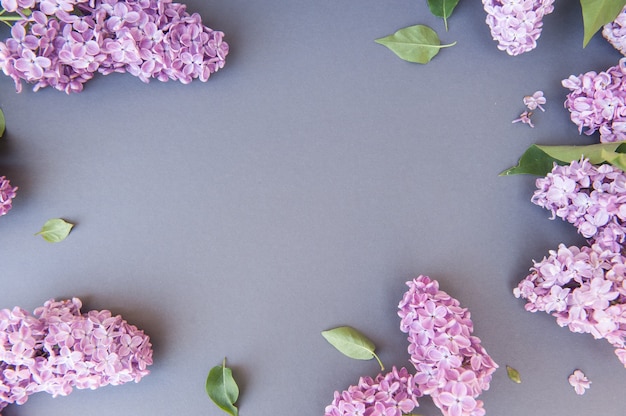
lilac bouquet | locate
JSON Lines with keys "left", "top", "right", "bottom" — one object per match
{"left": 515, "top": 159, "right": 626, "bottom": 367}
{"left": 0, "top": 298, "right": 153, "bottom": 413}
{"left": 482, "top": 0, "right": 555, "bottom": 56}
{"left": 325, "top": 276, "right": 498, "bottom": 416}
{"left": 0, "top": 176, "right": 17, "bottom": 216}
{"left": 0, "top": 0, "right": 229, "bottom": 93}
{"left": 562, "top": 58, "right": 626, "bottom": 143}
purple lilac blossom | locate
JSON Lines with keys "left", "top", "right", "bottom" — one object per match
{"left": 398, "top": 276, "right": 497, "bottom": 416}
{"left": 516, "top": 159, "right": 626, "bottom": 367}
{"left": 482, "top": 0, "right": 555, "bottom": 56}
{"left": 603, "top": 5, "right": 626, "bottom": 56}
{"left": 0, "top": 0, "right": 229, "bottom": 93}
{"left": 324, "top": 367, "right": 420, "bottom": 416}
{"left": 0, "top": 298, "right": 153, "bottom": 413}
{"left": 531, "top": 159, "right": 626, "bottom": 251}
{"left": 0, "top": 176, "right": 17, "bottom": 216}
{"left": 568, "top": 370, "right": 591, "bottom": 395}
{"left": 325, "top": 276, "right": 497, "bottom": 416}
{"left": 562, "top": 58, "right": 626, "bottom": 143}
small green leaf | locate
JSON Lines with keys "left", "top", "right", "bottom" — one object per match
{"left": 206, "top": 358, "right": 239, "bottom": 416}
{"left": 0, "top": 108, "right": 5, "bottom": 138}
{"left": 506, "top": 365, "right": 522, "bottom": 383}
{"left": 321, "top": 326, "right": 384, "bottom": 371}
{"left": 35, "top": 218, "right": 74, "bottom": 242}
{"left": 580, "top": 0, "right": 626, "bottom": 47}
{"left": 427, "top": 0, "right": 461, "bottom": 31}
{"left": 375, "top": 25, "right": 456, "bottom": 64}
{"left": 501, "top": 141, "right": 626, "bottom": 176}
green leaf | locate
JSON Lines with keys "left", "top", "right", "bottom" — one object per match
{"left": 35, "top": 218, "right": 74, "bottom": 242}
{"left": 580, "top": 0, "right": 626, "bottom": 47}
{"left": 375, "top": 25, "right": 456, "bottom": 64}
{"left": 506, "top": 365, "right": 522, "bottom": 383}
{"left": 0, "top": 108, "right": 5, "bottom": 138}
{"left": 206, "top": 358, "right": 239, "bottom": 416}
{"left": 427, "top": 0, "right": 461, "bottom": 31}
{"left": 321, "top": 326, "right": 384, "bottom": 371}
{"left": 500, "top": 141, "right": 626, "bottom": 176}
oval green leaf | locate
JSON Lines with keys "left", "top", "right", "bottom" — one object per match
{"left": 427, "top": 0, "right": 461, "bottom": 31}
{"left": 35, "top": 218, "right": 74, "bottom": 242}
{"left": 375, "top": 24, "right": 456, "bottom": 64}
{"left": 206, "top": 358, "right": 239, "bottom": 416}
{"left": 500, "top": 141, "right": 626, "bottom": 176}
{"left": 321, "top": 326, "right": 384, "bottom": 370}
{"left": 581, "top": 0, "right": 626, "bottom": 47}
{"left": 506, "top": 365, "right": 522, "bottom": 383}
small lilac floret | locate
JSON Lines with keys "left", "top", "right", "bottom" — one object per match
{"left": 512, "top": 111, "right": 534, "bottom": 128}
{"left": 568, "top": 370, "right": 591, "bottom": 395}
{"left": 524, "top": 91, "right": 546, "bottom": 112}
{"left": 562, "top": 58, "right": 626, "bottom": 142}
{"left": 325, "top": 276, "right": 497, "bottom": 416}
{"left": 482, "top": 0, "right": 555, "bottom": 56}
{"left": 0, "top": 176, "right": 18, "bottom": 216}
{"left": 0, "top": 298, "right": 153, "bottom": 413}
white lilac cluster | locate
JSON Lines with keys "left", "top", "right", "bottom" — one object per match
{"left": 325, "top": 276, "right": 498, "bottom": 416}
{"left": 482, "top": 0, "right": 555, "bottom": 56}
{"left": 603, "top": 5, "right": 626, "bottom": 56}
{"left": 0, "top": 0, "right": 229, "bottom": 93}
{"left": 0, "top": 298, "right": 153, "bottom": 412}
{"left": 515, "top": 159, "right": 626, "bottom": 367}
{"left": 0, "top": 176, "right": 17, "bottom": 216}
{"left": 562, "top": 58, "right": 626, "bottom": 143}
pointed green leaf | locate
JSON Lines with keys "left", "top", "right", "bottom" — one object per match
{"left": 501, "top": 141, "right": 626, "bottom": 176}
{"left": 206, "top": 358, "right": 239, "bottom": 416}
{"left": 580, "top": 0, "right": 626, "bottom": 47}
{"left": 321, "top": 326, "right": 384, "bottom": 370}
{"left": 506, "top": 365, "right": 522, "bottom": 383}
{"left": 427, "top": 0, "right": 461, "bottom": 31}
{"left": 375, "top": 25, "right": 456, "bottom": 64}
{"left": 35, "top": 218, "right": 74, "bottom": 242}
{"left": 0, "top": 108, "right": 5, "bottom": 138}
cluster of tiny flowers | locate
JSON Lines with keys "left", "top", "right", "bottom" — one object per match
{"left": 531, "top": 159, "right": 626, "bottom": 251}
{"left": 513, "top": 90, "right": 546, "bottom": 128}
{"left": 562, "top": 58, "right": 626, "bottom": 143}
{"left": 0, "top": 298, "right": 153, "bottom": 412}
{"left": 324, "top": 366, "right": 420, "bottom": 416}
{"left": 0, "top": 176, "right": 17, "bottom": 216}
{"left": 325, "top": 276, "right": 497, "bottom": 416}
{"left": 0, "top": 0, "right": 229, "bottom": 93}
{"left": 516, "top": 159, "right": 626, "bottom": 366}
{"left": 482, "top": 0, "right": 555, "bottom": 56}
{"left": 398, "top": 276, "right": 497, "bottom": 416}
{"left": 603, "top": 5, "right": 626, "bottom": 56}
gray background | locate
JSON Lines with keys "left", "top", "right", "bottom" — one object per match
{"left": 0, "top": 0, "right": 624, "bottom": 415}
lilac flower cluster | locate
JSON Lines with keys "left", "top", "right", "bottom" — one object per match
{"left": 324, "top": 366, "right": 420, "bottom": 416}
{"left": 0, "top": 176, "right": 17, "bottom": 216}
{"left": 603, "top": 5, "right": 626, "bottom": 56}
{"left": 562, "top": 58, "right": 626, "bottom": 143}
{"left": 0, "top": 298, "right": 153, "bottom": 412}
{"left": 531, "top": 159, "right": 626, "bottom": 251}
{"left": 516, "top": 159, "right": 626, "bottom": 366}
{"left": 0, "top": 0, "right": 229, "bottom": 93}
{"left": 482, "top": 0, "right": 555, "bottom": 56}
{"left": 325, "top": 276, "right": 498, "bottom": 416}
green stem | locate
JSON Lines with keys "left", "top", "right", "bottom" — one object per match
{"left": 372, "top": 352, "right": 384, "bottom": 372}
{"left": 0, "top": 16, "right": 25, "bottom": 21}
